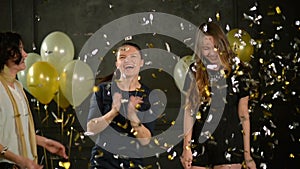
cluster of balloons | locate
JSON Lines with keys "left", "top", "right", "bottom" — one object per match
{"left": 17, "top": 31, "right": 94, "bottom": 108}
{"left": 226, "top": 28, "right": 254, "bottom": 62}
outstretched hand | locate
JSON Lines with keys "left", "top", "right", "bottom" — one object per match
{"left": 44, "top": 139, "right": 68, "bottom": 159}
{"left": 18, "top": 157, "right": 43, "bottom": 169}
{"left": 245, "top": 158, "right": 256, "bottom": 169}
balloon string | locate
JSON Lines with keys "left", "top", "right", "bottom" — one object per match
{"left": 61, "top": 111, "right": 64, "bottom": 142}
{"left": 41, "top": 105, "right": 49, "bottom": 126}
{"left": 43, "top": 145, "right": 49, "bottom": 169}
{"left": 56, "top": 91, "right": 65, "bottom": 142}
{"left": 36, "top": 101, "right": 49, "bottom": 169}
{"left": 68, "top": 127, "right": 73, "bottom": 161}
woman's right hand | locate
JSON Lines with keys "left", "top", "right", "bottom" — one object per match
{"left": 180, "top": 149, "right": 193, "bottom": 169}
{"left": 18, "top": 157, "right": 43, "bottom": 169}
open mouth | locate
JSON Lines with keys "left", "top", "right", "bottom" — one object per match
{"left": 124, "top": 64, "right": 135, "bottom": 70}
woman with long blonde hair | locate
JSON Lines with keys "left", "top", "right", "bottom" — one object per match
{"left": 181, "top": 22, "right": 256, "bottom": 169}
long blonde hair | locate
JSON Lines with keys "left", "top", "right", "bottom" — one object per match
{"left": 187, "top": 22, "right": 235, "bottom": 110}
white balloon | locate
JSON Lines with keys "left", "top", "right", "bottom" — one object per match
{"left": 40, "top": 31, "right": 74, "bottom": 73}
{"left": 59, "top": 60, "right": 95, "bottom": 107}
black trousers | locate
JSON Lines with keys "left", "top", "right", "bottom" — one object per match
{"left": 0, "top": 162, "right": 20, "bottom": 169}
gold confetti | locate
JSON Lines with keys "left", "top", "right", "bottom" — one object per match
{"left": 133, "top": 131, "right": 138, "bottom": 136}
{"left": 267, "top": 11, "right": 275, "bottom": 16}
{"left": 216, "top": 12, "right": 220, "bottom": 21}
{"left": 135, "top": 104, "right": 141, "bottom": 109}
{"left": 237, "top": 71, "right": 244, "bottom": 76}
{"left": 59, "top": 161, "right": 70, "bottom": 169}
{"left": 168, "top": 154, "right": 174, "bottom": 160}
{"left": 117, "top": 122, "right": 128, "bottom": 129}
{"left": 196, "top": 111, "right": 201, "bottom": 120}
{"left": 144, "top": 164, "right": 153, "bottom": 169}
{"left": 271, "top": 42, "right": 275, "bottom": 48}
{"left": 93, "top": 86, "right": 99, "bottom": 92}
{"left": 289, "top": 153, "right": 295, "bottom": 158}
{"left": 275, "top": 6, "right": 281, "bottom": 14}
{"left": 129, "top": 161, "right": 135, "bottom": 168}
{"left": 171, "top": 121, "right": 175, "bottom": 125}
{"left": 259, "top": 58, "right": 264, "bottom": 64}
{"left": 94, "top": 150, "right": 104, "bottom": 158}
{"left": 136, "top": 88, "right": 145, "bottom": 92}
{"left": 147, "top": 43, "right": 154, "bottom": 48}
{"left": 205, "top": 86, "right": 211, "bottom": 97}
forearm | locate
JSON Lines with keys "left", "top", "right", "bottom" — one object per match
{"left": 241, "top": 115, "right": 252, "bottom": 159}
{"left": 183, "top": 107, "right": 194, "bottom": 148}
{"left": 36, "top": 135, "right": 48, "bottom": 147}
{"left": 130, "top": 121, "right": 152, "bottom": 145}
{"left": 87, "top": 109, "right": 118, "bottom": 135}
{"left": 0, "top": 144, "right": 23, "bottom": 165}
{"left": 238, "top": 96, "right": 252, "bottom": 160}
{"left": 181, "top": 109, "right": 194, "bottom": 168}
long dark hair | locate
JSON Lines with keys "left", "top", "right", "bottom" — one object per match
{"left": 0, "top": 32, "right": 23, "bottom": 71}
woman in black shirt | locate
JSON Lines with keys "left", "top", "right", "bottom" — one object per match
{"left": 181, "top": 22, "right": 256, "bottom": 169}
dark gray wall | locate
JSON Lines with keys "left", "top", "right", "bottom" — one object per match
{"left": 1, "top": 0, "right": 238, "bottom": 54}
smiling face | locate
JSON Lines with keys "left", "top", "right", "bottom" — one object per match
{"left": 115, "top": 44, "right": 143, "bottom": 79}
{"left": 201, "top": 35, "right": 221, "bottom": 67}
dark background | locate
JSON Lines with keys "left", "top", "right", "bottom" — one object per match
{"left": 1, "top": 0, "right": 299, "bottom": 169}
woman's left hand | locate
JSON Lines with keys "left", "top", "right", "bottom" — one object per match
{"left": 245, "top": 158, "right": 256, "bottom": 169}
{"left": 127, "top": 96, "right": 143, "bottom": 121}
{"left": 44, "top": 139, "right": 68, "bottom": 159}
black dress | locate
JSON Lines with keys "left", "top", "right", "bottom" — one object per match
{"left": 87, "top": 82, "right": 156, "bottom": 169}
{"left": 190, "top": 64, "right": 250, "bottom": 167}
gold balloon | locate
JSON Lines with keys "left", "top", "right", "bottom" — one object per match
{"left": 17, "top": 52, "right": 41, "bottom": 91}
{"left": 27, "top": 61, "right": 59, "bottom": 104}
{"left": 227, "top": 28, "right": 254, "bottom": 62}
{"left": 54, "top": 88, "right": 70, "bottom": 109}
